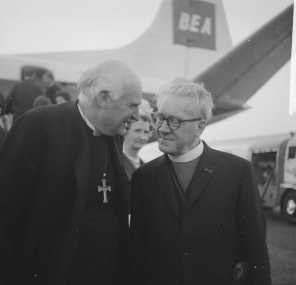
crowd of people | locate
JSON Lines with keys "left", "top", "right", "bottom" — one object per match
{"left": 0, "top": 59, "right": 271, "bottom": 285}
{"left": 2, "top": 68, "right": 71, "bottom": 134}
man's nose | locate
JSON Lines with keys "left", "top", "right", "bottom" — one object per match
{"left": 158, "top": 120, "right": 170, "bottom": 133}
{"left": 132, "top": 107, "right": 140, "bottom": 121}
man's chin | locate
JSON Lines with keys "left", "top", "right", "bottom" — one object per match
{"left": 112, "top": 125, "right": 126, "bottom": 136}
{"left": 118, "top": 128, "right": 127, "bottom": 136}
{"left": 158, "top": 141, "right": 173, "bottom": 154}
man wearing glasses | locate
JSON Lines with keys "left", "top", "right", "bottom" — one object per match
{"left": 130, "top": 78, "right": 271, "bottom": 285}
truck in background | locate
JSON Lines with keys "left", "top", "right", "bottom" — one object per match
{"left": 208, "top": 132, "right": 296, "bottom": 223}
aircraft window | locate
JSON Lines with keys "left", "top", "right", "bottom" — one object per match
{"left": 288, "top": 146, "right": 296, "bottom": 159}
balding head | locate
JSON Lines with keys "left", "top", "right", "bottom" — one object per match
{"left": 78, "top": 59, "right": 142, "bottom": 104}
{"left": 77, "top": 59, "right": 143, "bottom": 136}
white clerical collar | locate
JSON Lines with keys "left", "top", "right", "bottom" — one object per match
{"left": 77, "top": 102, "right": 101, "bottom": 136}
{"left": 168, "top": 140, "right": 204, "bottom": 162}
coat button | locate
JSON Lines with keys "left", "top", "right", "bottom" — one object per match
{"left": 183, "top": 251, "right": 189, "bottom": 256}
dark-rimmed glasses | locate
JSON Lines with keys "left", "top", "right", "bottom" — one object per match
{"left": 151, "top": 112, "right": 201, "bottom": 130}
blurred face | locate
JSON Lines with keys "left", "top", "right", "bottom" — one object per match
{"left": 100, "top": 80, "right": 142, "bottom": 136}
{"left": 56, "top": 96, "right": 66, "bottom": 104}
{"left": 42, "top": 74, "right": 52, "bottom": 88}
{"left": 157, "top": 95, "right": 205, "bottom": 156}
{"left": 124, "top": 119, "right": 151, "bottom": 152}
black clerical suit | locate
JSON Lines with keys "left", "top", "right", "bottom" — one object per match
{"left": 123, "top": 154, "right": 144, "bottom": 214}
{"left": 0, "top": 101, "right": 130, "bottom": 285}
{"left": 131, "top": 143, "right": 271, "bottom": 285}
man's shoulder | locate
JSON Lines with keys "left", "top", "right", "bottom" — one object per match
{"left": 10, "top": 80, "right": 29, "bottom": 91}
{"left": 208, "top": 146, "right": 250, "bottom": 169}
{"left": 21, "top": 80, "right": 43, "bottom": 90}
{"left": 22, "top": 101, "right": 77, "bottom": 125}
{"left": 214, "top": 148, "right": 246, "bottom": 161}
{"left": 134, "top": 155, "right": 164, "bottom": 175}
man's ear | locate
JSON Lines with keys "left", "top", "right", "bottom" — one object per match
{"left": 96, "top": 91, "right": 110, "bottom": 108}
{"left": 197, "top": 120, "right": 206, "bottom": 134}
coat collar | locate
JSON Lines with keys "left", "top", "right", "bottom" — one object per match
{"left": 155, "top": 155, "right": 181, "bottom": 220}
{"left": 154, "top": 141, "right": 219, "bottom": 218}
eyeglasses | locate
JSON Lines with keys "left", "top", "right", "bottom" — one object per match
{"left": 151, "top": 112, "right": 201, "bottom": 130}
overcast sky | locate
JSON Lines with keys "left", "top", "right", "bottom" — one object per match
{"left": 0, "top": 0, "right": 295, "bottom": 141}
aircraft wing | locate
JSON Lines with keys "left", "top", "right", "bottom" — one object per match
{"left": 193, "top": 4, "right": 293, "bottom": 123}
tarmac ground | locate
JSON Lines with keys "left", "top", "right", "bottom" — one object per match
{"left": 265, "top": 206, "right": 296, "bottom": 285}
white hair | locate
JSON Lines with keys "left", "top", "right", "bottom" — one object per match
{"left": 156, "top": 78, "right": 214, "bottom": 122}
{"left": 77, "top": 59, "right": 141, "bottom": 106}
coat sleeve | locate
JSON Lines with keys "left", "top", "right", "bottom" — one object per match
{"left": 130, "top": 172, "right": 148, "bottom": 285}
{"left": 0, "top": 112, "right": 42, "bottom": 282}
{"left": 237, "top": 161, "right": 271, "bottom": 285}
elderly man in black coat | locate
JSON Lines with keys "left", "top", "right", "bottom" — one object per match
{"left": 130, "top": 78, "right": 271, "bottom": 285}
{"left": 0, "top": 59, "right": 142, "bottom": 285}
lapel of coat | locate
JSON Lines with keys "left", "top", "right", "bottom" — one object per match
{"left": 110, "top": 136, "right": 130, "bottom": 214}
{"left": 155, "top": 155, "right": 181, "bottom": 220}
{"left": 69, "top": 102, "right": 91, "bottom": 213}
{"left": 185, "top": 142, "right": 219, "bottom": 211}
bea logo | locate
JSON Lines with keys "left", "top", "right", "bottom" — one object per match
{"left": 173, "top": 0, "right": 216, "bottom": 50}
{"left": 178, "top": 12, "right": 212, "bottom": 35}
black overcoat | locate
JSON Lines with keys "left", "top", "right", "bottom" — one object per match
{"left": 131, "top": 143, "right": 271, "bottom": 285}
{"left": 0, "top": 101, "right": 130, "bottom": 284}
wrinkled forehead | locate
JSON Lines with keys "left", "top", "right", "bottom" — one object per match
{"left": 158, "top": 94, "right": 191, "bottom": 115}
{"left": 119, "top": 78, "right": 142, "bottom": 103}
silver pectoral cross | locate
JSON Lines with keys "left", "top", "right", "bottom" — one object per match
{"left": 98, "top": 175, "right": 111, "bottom": 203}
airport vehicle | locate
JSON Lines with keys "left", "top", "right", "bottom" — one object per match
{"left": 0, "top": 0, "right": 293, "bottom": 125}
{"left": 208, "top": 133, "right": 296, "bottom": 223}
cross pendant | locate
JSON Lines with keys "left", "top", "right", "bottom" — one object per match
{"left": 98, "top": 175, "right": 111, "bottom": 203}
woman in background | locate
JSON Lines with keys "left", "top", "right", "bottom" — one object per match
{"left": 123, "top": 99, "right": 153, "bottom": 213}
